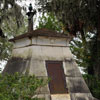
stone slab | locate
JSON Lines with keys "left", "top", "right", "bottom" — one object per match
{"left": 66, "top": 77, "right": 90, "bottom": 93}
{"left": 64, "top": 60, "right": 82, "bottom": 77}
{"left": 3, "top": 57, "right": 31, "bottom": 74}
{"left": 70, "top": 93, "right": 93, "bottom": 100}
{"left": 51, "top": 94, "right": 70, "bottom": 100}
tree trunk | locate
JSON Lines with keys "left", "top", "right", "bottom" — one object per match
{"left": 80, "top": 29, "right": 87, "bottom": 48}
{"left": 94, "top": 14, "right": 100, "bottom": 78}
{"left": 0, "top": 28, "right": 5, "bottom": 38}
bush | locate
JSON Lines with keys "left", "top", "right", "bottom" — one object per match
{"left": 0, "top": 73, "right": 47, "bottom": 100}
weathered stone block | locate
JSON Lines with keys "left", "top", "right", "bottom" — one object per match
{"left": 66, "top": 77, "right": 90, "bottom": 93}
{"left": 64, "top": 61, "right": 82, "bottom": 77}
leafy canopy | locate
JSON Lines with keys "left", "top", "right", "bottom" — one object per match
{"left": 0, "top": 0, "right": 28, "bottom": 61}
{"left": 37, "top": 13, "right": 63, "bottom": 32}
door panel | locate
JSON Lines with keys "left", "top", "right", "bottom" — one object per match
{"left": 46, "top": 61, "right": 68, "bottom": 94}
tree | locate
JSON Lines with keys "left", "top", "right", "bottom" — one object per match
{"left": 0, "top": 72, "right": 47, "bottom": 100}
{"left": 83, "top": 74, "right": 100, "bottom": 99}
{"left": 36, "top": 0, "right": 100, "bottom": 78}
{"left": 70, "top": 33, "right": 95, "bottom": 74}
{"left": 0, "top": 0, "right": 28, "bottom": 61}
{"left": 0, "top": 38, "right": 13, "bottom": 61}
{"left": 36, "top": 0, "right": 100, "bottom": 98}
{"left": 0, "top": 0, "right": 24, "bottom": 32}
{"left": 37, "top": 12, "right": 63, "bottom": 32}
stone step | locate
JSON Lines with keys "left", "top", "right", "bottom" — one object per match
{"left": 51, "top": 94, "right": 70, "bottom": 100}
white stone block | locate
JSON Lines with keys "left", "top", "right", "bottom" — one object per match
{"left": 51, "top": 94, "right": 70, "bottom": 100}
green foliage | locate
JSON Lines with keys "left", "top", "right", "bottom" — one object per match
{"left": 36, "top": 0, "right": 98, "bottom": 32}
{"left": 0, "top": 38, "right": 13, "bottom": 61}
{"left": 70, "top": 33, "right": 100, "bottom": 99}
{"left": 70, "top": 37, "right": 86, "bottom": 68}
{"left": 37, "top": 13, "right": 63, "bottom": 32}
{"left": 0, "top": 0, "right": 24, "bottom": 28}
{"left": 1, "top": 17, "right": 28, "bottom": 38}
{"left": 0, "top": 73, "right": 47, "bottom": 100}
{"left": 83, "top": 74, "right": 100, "bottom": 98}
{"left": 70, "top": 33, "right": 96, "bottom": 73}
{"left": 0, "top": 0, "right": 28, "bottom": 60}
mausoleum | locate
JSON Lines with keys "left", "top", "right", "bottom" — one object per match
{"left": 3, "top": 4, "right": 98, "bottom": 100}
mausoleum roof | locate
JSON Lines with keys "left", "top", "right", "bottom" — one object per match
{"left": 10, "top": 28, "right": 70, "bottom": 41}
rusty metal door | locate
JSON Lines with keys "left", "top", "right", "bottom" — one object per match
{"left": 46, "top": 61, "right": 68, "bottom": 94}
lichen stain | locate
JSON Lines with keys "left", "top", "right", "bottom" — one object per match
{"left": 12, "top": 48, "right": 32, "bottom": 59}
{"left": 3, "top": 57, "right": 31, "bottom": 74}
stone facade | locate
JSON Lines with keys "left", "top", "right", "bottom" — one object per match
{"left": 3, "top": 29, "right": 98, "bottom": 100}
